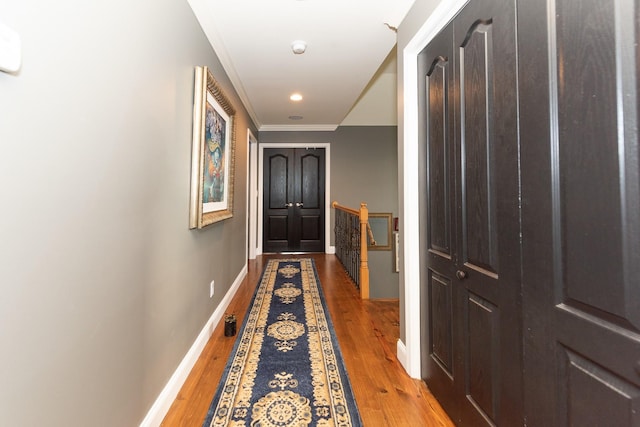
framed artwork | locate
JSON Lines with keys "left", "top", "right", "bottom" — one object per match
{"left": 189, "top": 66, "right": 237, "bottom": 229}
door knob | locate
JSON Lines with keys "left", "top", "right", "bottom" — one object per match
{"left": 295, "top": 202, "right": 304, "bottom": 207}
{"left": 456, "top": 270, "right": 467, "bottom": 280}
{"left": 284, "top": 202, "right": 293, "bottom": 207}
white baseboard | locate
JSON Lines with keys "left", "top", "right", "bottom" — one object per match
{"left": 327, "top": 245, "right": 336, "bottom": 254}
{"left": 140, "top": 263, "right": 248, "bottom": 427}
{"left": 397, "top": 338, "right": 408, "bottom": 372}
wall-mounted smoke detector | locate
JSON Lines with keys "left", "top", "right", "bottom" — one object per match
{"left": 291, "top": 40, "right": 307, "bottom": 55}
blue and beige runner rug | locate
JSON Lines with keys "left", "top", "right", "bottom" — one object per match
{"left": 203, "top": 258, "right": 362, "bottom": 426}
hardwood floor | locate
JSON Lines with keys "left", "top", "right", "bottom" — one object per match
{"left": 161, "top": 254, "right": 453, "bottom": 426}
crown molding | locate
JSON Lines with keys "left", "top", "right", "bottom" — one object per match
{"left": 187, "top": 0, "right": 262, "bottom": 129}
{"left": 259, "top": 124, "right": 338, "bottom": 132}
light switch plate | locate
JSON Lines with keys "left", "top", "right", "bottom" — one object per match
{"left": 0, "top": 20, "right": 21, "bottom": 73}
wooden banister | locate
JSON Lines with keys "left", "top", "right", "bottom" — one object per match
{"left": 332, "top": 201, "right": 370, "bottom": 299}
{"left": 332, "top": 201, "right": 359, "bottom": 215}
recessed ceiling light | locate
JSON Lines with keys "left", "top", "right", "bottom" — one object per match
{"left": 290, "top": 93, "right": 303, "bottom": 101}
{"left": 288, "top": 115, "right": 303, "bottom": 120}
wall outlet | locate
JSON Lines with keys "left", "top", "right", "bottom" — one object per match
{"left": 210, "top": 280, "right": 215, "bottom": 298}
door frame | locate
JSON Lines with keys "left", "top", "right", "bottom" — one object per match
{"left": 399, "top": 0, "right": 469, "bottom": 378}
{"left": 247, "top": 130, "right": 258, "bottom": 259}
{"left": 256, "top": 142, "right": 332, "bottom": 255}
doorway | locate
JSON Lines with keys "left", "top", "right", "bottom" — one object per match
{"left": 247, "top": 131, "right": 258, "bottom": 259}
{"left": 262, "top": 147, "right": 325, "bottom": 252}
{"left": 258, "top": 143, "right": 331, "bottom": 254}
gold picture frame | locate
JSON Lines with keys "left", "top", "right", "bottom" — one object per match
{"left": 189, "top": 66, "right": 237, "bottom": 229}
{"left": 368, "top": 213, "right": 393, "bottom": 251}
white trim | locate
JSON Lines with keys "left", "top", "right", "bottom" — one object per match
{"left": 247, "top": 130, "right": 258, "bottom": 260}
{"left": 259, "top": 124, "right": 338, "bottom": 132}
{"left": 140, "top": 264, "right": 248, "bottom": 427}
{"left": 327, "top": 245, "right": 336, "bottom": 255}
{"left": 399, "top": 0, "right": 469, "bottom": 379}
{"left": 258, "top": 142, "right": 332, "bottom": 254}
{"left": 396, "top": 339, "right": 408, "bottom": 372}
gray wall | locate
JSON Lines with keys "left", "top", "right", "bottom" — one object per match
{"left": 0, "top": 1, "right": 254, "bottom": 426}
{"left": 260, "top": 126, "right": 399, "bottom": 299}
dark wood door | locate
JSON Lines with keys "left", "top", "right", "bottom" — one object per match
{"left": 519, "top": 0, "right": 640, "bottom": 425}
{"left": 419, "top": 0, "right": 523, "bottom": 424}
{"left": 418, "top": 18, "right": 459, "bottom": 421}
{"left": 263, "top": 148, "right": 325, "bottom": 253}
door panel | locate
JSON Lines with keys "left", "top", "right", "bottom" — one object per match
{"left": 564, "top": 348, "right": 640, "bottom": 426}
{"left": 556, "top": 0, "right": 638, "bottom": 326}
{"left": 431, "top": 273, "right": 454, "bottom": 376}
{"left": 263, "top": 148, "right": 325, "bottom": 252}
{"left": 300, "top": 216, "right": 319, "bottom": 240}
{"left": 427, "top": 55, "right": 453, "bottom": 257}
{"left": 300, "top": 153, "right": 320, "bottom": 208}
{"left": 459, "top": 20, "right": 498, "bottom": 275}
{"left": 466, "top": 292, "right": 498, "bottom": 421}
{"left": 519, "top": 0, "right": 640, "bottom": 425}
{"left": 267, "top": 154, "right": 289, "bottom": 209}
{"left": 267, "top": 216, "right": 288, "bottom": 241}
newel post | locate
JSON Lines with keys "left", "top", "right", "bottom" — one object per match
{"left": 359, "top": 202, "right": 370, "bottom": 299}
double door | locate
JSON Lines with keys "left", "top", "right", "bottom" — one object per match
{"left": 420, "top": 0, "right": 640, "bottom": 425}
{"left": 419, "top": 0, "right": 522, "bottom": 425}
{"left": 263, "top": 148, "right": 325, "bottom": 253}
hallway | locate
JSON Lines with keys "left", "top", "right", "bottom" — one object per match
{"left": 162, "top": 254, "right": 453, "bottom": 426}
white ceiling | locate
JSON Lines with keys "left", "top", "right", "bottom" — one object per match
{"left": 188, "top": 0, "right": 414, "bottom": 131}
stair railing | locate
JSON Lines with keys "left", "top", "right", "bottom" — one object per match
{"left": 332, "top": 201, "right": 370, "bottom": 299}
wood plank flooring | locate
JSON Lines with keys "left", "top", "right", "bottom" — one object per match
{"left": 161, "top": 254, "right": 453, "bottom": 426}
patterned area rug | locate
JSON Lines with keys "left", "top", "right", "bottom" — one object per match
{"left": 203, "top": 258, "right": 362, "bottom": 427}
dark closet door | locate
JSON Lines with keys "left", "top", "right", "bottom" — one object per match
{"left": 454, "top": 2, "right": 523, "bottom": 424}
{"left": 519, "top": 0, "right": 640, "bottom": 425}
{"left": 419, "top": 19, "right": 459, "bottom": 421}
{"left": 263, "top": 148, "right": 325, "bottom": 253}
{"left": 420, "top": 0, "right": 523, "bottom": 424}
